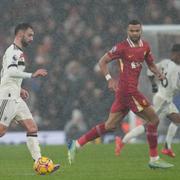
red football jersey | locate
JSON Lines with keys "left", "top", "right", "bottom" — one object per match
{"left": 107, "top": 38, "right": 154, "bottom": 93}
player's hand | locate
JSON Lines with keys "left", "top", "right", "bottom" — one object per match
{"left": 20, "top": 88, "right": 29, "bottom": 100}
{"left": 108, "top": 79, "right": 119, "bottom": 92}
{"left": 32, "top": 69, "right": 48, "bottom": 78}
{"left": 157, "top": 73, "right": 165, "bottom": 81}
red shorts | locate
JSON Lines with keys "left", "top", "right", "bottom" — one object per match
{"left": 110, "top": 90, "right": 151, "bottom": 114}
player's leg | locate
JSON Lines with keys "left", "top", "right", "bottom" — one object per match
{"left": 68, "top": 111, "right": 126, "bottom": 164}
{"left": 136, "top": 106, "right": 159, "bottom": 158}
{"left": 115, "top": 124, "right": 146, "bottom": 156}
{"left": 19, "top": 118, "right": 60, "bottom": 173}
{"left": 0, "top": 124, "right": 8, "bottom": 137}
{"left": 0, "top": 99, "right": 15, "bottom": 137}
{"left": 137, "top": 106, "right": 173, "bottom": 168}
{"left": 15, "top": 99, "right": 41, "bottom": 161}
{"left": 18, "top": 119, "right": 41, "bottom": 161}
{"left": 162, "top": 112, "right": 180, "bottom": 157}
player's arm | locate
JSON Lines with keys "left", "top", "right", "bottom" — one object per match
{"left": 147, "top": 62, "right": 164, "bottom": 81}
{"left": 145, "top": 43, "right": 164, "bottom": 81}
{"left": 7, "top": 66, "right": 32, "bottom": 78}
{"left": 147, "top": 62, "right": 161, "bottom": 93}
{"left": 7, "top": 66, "right": 47, "bottom": 78}
{"left": 98, "top": 53, "right": 118, "bottom": 92}
{"left": 147, "top": 74, "right": 158, "bottom": 93}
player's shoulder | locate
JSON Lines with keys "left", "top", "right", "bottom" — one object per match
{"left": 141, "top": 40, "right": 151, "bottom": 48}
{"left": 116, "top": 40, "right": 129, "bottom": 48}
{"left": 5, "top": 44, "right": 22, "bottom": 56}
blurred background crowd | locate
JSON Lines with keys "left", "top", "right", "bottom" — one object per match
{"left": 0, "top": 0, "right": 180, "bottom": 138}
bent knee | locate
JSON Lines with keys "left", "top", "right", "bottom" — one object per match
{"left": 0, "top": 124, "right": 7, "bottom": 137}
{"left": 0, "top": 131, "right": 6, "bottom": 137}
{"left": 27, "top": 125, "right": 38, "bottom": 134}
{"left": 105, "top": 122, "right": 117, "bottom": 131}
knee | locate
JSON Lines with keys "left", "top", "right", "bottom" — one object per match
{"left": 0, "top": 131, "right": 6, "bottom": 137}
{"left": 27, "top": 124, "right": 38, "bottom": 134}
{"left": 0, "top": 125, "right": 7, "bottom": 137}
{"left": 105, "top": 121, "right": 117, "bottom": 131}
{"left": 150, "top": 118, "right": 159, "bottom": 126}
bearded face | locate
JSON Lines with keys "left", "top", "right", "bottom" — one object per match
{"left": 127, "top": 24, "right": 142, "bottom": 43}
{"left": 21, "top": 28, "right": 34, "bottom": 48}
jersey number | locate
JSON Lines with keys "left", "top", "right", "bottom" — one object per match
{"left": 161, "top": 68, "right": 168, "bottom": 88}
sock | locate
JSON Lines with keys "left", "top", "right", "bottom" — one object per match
{"left": 146, "top": 123, "right": 158, "bottom": 158}
{"left": 122, "top": 125, "right": 145, "bottom": 144}
{"left": 26, "top": 133, "right": 41, "bottom": 161}
{"left": 165, "top": 122, "right": 178, "bottom": 149}
{"left": 77, "top": 122, "right": 107, "bottom": 146}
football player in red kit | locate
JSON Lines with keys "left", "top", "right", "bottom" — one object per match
{"left": 68, "top": 20, "right": 173, "bottom": 169}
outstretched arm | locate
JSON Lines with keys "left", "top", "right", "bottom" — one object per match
{"left": 7, "top": 67, "right": 47, "bottom": 79}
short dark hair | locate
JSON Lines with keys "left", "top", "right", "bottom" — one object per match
{"left": 14, "top": 23, "right": 33, "bottom": 35}
{"left": 171, "top": 44, "right": 180, "bottom": 52}
{"left": 128, "top": 19, "right": 142, "bottom": 26}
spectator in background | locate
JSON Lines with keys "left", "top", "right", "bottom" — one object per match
{"left": 64, "top": 109, "right": 87, "bottom": 142}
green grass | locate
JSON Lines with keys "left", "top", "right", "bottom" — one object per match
{"left": 0, "top": 143, "right": 180, "bottom": 180}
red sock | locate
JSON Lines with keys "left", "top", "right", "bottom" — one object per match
{"left": 146, "top": 123, "right": 158, "bottom": 157}
{"left": 77, "top": 122, "right": 107, "bottom": 146}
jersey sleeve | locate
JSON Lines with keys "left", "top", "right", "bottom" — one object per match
{"left": 6, "top": 52, "right": 19, "bottom": 69}
{"left": 5, "top": 50, "right": 32, "bottom": 79}
{"left": 107, "top": 43, "right": 123, "bottom": 60}
{"left": 145, "top": 44, "right": 154, "bottom": 66}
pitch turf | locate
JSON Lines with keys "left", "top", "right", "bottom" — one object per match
{"left": 0, "top": 143, "right": 180, "bottom": 180}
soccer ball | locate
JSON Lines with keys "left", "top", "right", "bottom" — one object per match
{"left": 33, "top": 156, "right": 54, "bottom": 175}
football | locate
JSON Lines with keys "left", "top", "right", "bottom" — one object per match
{"left": 33, "top": 156, "right": 54, "bottom": 175}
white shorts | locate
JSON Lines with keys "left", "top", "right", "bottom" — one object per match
{"left": 153, "top": 94, "right": 179, "bottom": 120}
{"left": 0, "top": 98, "right": 33, "bottom": 127}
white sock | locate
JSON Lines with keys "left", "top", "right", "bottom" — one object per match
{"left": 150, "top": 156, "right": 159, "bottom": 162}
{"left": 122, "top": 125, "right": 145, "bottom": 144}
{"left": 165, "top": 122, "right": 178, "bottom": 149}
{"left": 75, "top": 140, "right": 81, "bottom": 149}
{"left": 26, "top": 135, "right": 41, "bottom": 161}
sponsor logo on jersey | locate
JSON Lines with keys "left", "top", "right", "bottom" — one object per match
{"left": 131, "top": 61, "right": 142, "bottom": 69}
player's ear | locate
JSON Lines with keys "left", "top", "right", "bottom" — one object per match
{"left": 17, "top": 30, "right": 24, "bottom": 38}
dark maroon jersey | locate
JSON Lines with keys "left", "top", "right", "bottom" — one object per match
{"left": 107, "top": 38, "right": 154, "bottom": 93}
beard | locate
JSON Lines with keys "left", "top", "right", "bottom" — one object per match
{"left": 21, "top": 38, "right": 29, "bottom": 47}
{"left": 130, "top": 36, "right": 140, "bottom": 43}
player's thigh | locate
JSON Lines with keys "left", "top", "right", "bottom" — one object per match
{"left": 0, "top": 99, "right": 16, "bottom": 128}
{"left": 136, "top": 105, "right": 159, "bottom": 124}
{"left": 166, "top": 104, "right": 180, "bottom": 123}
{"left": 153, "top": 94, "right": 165, "bottom": 113}
{"left": 14, "top": 99, "right": 37, "bottom": 133}
{"left": 105, "top": 110, "right": 128, "bottom": 130}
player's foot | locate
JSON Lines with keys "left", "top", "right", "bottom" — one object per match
{"left": 115, "top": 136, "right": 124, "bottom": 156}
{"left": 161, "top": 148, "right": 175, "bottom": 158}
{"left": 148, "top": 158, "right": 174, "bottom": 169}
{"left": 50, "top": 164, "right": 60, "bottom": 174}
{"left": 67, "top": 140, "right": 77, "bottom": 165}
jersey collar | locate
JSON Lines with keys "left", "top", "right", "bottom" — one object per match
{"left": 13, "top": 43, "right": 23, "bottom": 51}
{"left": 126, "top": 37, "right": 143, "bottom": 48}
